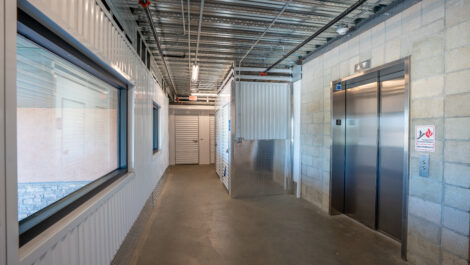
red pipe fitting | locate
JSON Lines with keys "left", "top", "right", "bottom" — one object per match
{"left": 138, "top": 0, "right": 151, "bottom": 8}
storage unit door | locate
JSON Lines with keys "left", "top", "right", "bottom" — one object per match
{"left": 345, "top": 74, "right": 378, "bottom": 229}
{"left": 175, "top": 115, "right": 199, "bottom": 164}
{"left": 377, "top": 69, "right": 406, "bottom": 240}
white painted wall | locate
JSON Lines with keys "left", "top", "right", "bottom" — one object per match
{"left": 1, "top": 0, "right": 19, "bottom": 264}
{"left": 0, "top": 2, "right": 7, "bottom": 263}
{"left": 198, "top": 115, "right": 210, "bottom": 165}
{"left": 169, "top": 114, "right": 175, "bottom": 165}
{"left": 1, "top": 1, "right": 170, "bottom": 265}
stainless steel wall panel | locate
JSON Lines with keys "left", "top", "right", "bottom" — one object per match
{"left": 377, "top": 73, "right": 406, "bottom": 241}
{"left": 344, "top": 74, "right": 378, "bottom": 229}
{"left": 231, "top": 140, "right": 287, "bottom": 198}
{"left": 331, "top": 84, "right": 345, "bottom": 214}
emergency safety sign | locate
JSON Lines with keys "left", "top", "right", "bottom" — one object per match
{"left": 415, "top": 125, "right": 435, "bottom": 152}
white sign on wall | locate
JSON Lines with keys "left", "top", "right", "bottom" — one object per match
{"left": 415, "top": 125, "right": 435, "bottom": 152}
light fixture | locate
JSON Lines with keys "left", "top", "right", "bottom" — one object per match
{"left": 191, "top": 63, "right": 199, "bottom": 82}
{"left": 191, "top": 92, "right": 217, "bottom": 97}
{"left": 336, "top": 24, "right": 349, "bottom": 35}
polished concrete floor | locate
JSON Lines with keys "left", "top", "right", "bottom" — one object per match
{"left": 129, "top": 165, "right": 406, "bottom": 265}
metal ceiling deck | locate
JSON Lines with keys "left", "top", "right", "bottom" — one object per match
{"left": 112, "top": 0, "right": 395, "bottom": 96}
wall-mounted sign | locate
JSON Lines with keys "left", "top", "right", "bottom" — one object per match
{"left": 415, "top": 125, "right": 435, "bottom": 152}
{"left": 354, "top": 59, "right": 371, "bottom": 73}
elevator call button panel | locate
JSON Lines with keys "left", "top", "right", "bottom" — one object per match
{"left": 419, "top": 154, "right": 430, "bottom": 177}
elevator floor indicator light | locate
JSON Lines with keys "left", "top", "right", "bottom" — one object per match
{"left": 336, "top": 83, "right": 341, "bottom": 91}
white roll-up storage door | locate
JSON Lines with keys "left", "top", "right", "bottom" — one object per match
{"left": 175, "top": 115, "right": 199, "bottom": 164}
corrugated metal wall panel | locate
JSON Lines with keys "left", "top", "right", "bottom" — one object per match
{"left": 18, "top": 1, "right": 170, "bottom": 265}
{"left": 237, "top": 82, "right": 290, "bottom": 140}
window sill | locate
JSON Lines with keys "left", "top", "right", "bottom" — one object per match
{"left": 19, "top": 171, "right": 135, "bottom": 261}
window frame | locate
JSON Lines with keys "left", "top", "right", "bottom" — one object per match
{"left": 17, "top": 9, "right": 129, "bottom": 246}
{"left": 153, "top": 102, "right": 160, "bottom": 153}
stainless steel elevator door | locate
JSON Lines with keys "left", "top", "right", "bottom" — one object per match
{"left": 345, "top": 75, "right": 378, "bottom": 228}
{"left": 331, "top": 85, "right": 346, "bottom": 214}
{"left": 378, "top": 73, "right": 405, "bottom": 240}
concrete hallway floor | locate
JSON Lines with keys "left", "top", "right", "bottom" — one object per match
{"left": 129, "top": 165, "right": 407, "bottom": 265}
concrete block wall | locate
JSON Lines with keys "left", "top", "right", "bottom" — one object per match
{"left": 300, "top": 0, "right": 470, "bottom": 264}
{"left": 17, "top": 181, "right": 89, "bottom": 220}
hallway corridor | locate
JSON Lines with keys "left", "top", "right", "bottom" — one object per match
{"left": 128, "top": 165, "right": 406, "bottom": 265}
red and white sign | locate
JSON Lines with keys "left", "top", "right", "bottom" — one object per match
{"left": 415, "top": 125, "right": 435, "bottom": 152}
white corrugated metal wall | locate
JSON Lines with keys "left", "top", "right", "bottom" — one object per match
{"left": 236, "top": 82, "right": 290, "bottom": 140}
{"left": 15, "top": 0, "right": 169, "bottom": 264}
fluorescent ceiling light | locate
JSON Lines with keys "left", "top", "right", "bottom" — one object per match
{"left": 191, "top": 92, "right": 217, "bottom": 97}
{"left": 192, "top": 64, "right": 199, "bottom": 81}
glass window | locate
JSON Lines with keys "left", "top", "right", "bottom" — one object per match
{"left": 153, "top": 103, "right": 159, "bottom": 153}
{"left": 17, "top": 35, "right": 120, "bottom": 221}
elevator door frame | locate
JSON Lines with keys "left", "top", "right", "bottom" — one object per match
{"left": 329, "top": 57, "right": 410, "bottom": 260}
